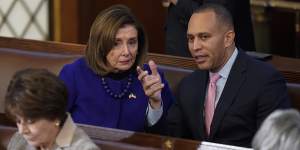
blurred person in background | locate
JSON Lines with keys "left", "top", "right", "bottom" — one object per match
{"left": 252, "top": 109, "right": 300, "bottom": 150}
{"left": 5, "top": 68, "right": 99, "bottom": 150}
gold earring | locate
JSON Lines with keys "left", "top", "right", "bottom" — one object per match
{"left": 55, "top": 122, "right": 60, "bottom": 127}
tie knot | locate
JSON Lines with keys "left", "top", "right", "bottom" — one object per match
{"left": 210, "top": 73, "right": 220, "bottom": 83}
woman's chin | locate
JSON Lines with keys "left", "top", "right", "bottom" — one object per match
{"left": 116, "top": 65, "right": 134, "bottom": 72}
{"left": 27, "top": 140, "right": 40, "bottom": 147}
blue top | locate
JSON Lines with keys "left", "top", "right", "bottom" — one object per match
{"left": 59, "top": 57, "right": 174, "bottom": 132}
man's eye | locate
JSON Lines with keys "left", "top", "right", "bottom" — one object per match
{"left": 200, "top": 35, "right": 209, "bottom": 40}
{"left": 187, "top": 37, "right": 194, "bottom": 42}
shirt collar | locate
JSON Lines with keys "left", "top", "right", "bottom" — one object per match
{"left": 216, "top": 48, "right": 238, "bottom": 79}
{"left": 55, "top": 113, "right": 76, "bottom": 147}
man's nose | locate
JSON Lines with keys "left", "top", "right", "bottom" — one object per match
{"left": 192, "top": 38, "right": 202, "bottom": 50}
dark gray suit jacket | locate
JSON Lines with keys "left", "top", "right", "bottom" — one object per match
{"left": 167, "top": 50, "right": 290, "bottom": 147}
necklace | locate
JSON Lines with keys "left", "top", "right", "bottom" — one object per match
{"left": 101, "top": 73, "right": 133, "bottom": 99}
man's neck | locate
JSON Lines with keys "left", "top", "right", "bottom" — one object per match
{"left": 211, "top": 45, "right": 236, "bottom": 73}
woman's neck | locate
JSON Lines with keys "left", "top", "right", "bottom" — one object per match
{"left": 105, "top": 67, "right": 135, "bottom": 80}
{"left": 38, "top": 127, "right": 60, "bottom": 150}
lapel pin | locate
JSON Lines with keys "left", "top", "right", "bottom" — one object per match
{"left": 128, "top": 93, "right": 136, "bottom": 99}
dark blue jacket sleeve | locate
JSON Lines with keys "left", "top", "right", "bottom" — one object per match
{"left": 142, "top": 64, "right": 175, "bottom": 134}
{"left": 59, "top": 64, "right": 78, "bottom": 113}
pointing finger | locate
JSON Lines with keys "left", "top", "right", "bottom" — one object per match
{"left": 149, "top": 60, "right": 158, "bottom": 76}
{"left": 136, "top": 66, "right": 143, "bottom": 75}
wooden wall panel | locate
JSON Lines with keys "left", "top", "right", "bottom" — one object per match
{"left": 56, "top": 0, "right": 166, "bottom": 53}
{"left": 52, "top": 0, "right": 79, "bottom": 43}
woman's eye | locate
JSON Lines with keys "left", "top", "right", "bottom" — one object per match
{"left": 114, "top": 41, "right": 121, "bottom": 47}
{"left": 16, "top": 119, "right": 21, "bottom": 124}
{"left": 128, "top": 40, "right": 137, "bottom": 46}
{"left": 26, "top": 119, "right": 35, "bottom": 124}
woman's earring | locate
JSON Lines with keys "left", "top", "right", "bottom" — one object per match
{"left": 55, "top": 121, "right": 60, "bottom": 127}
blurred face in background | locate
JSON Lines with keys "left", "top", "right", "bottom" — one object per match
{"left": 16, "top": 116, "right": 60, "bottom": 149}
{"left": 106, "top": 24, "right": 138, "bottom": 72}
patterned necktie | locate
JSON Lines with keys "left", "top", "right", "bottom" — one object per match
{"left": 205, "top": 73, "right": 221, "bottom": 135}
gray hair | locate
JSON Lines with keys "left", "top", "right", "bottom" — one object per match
{"left": 252, "top": 109, "right": 300, "bottom": 150}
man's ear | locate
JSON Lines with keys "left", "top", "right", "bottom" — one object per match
{"left": 224, "top": 30, "right": 235, "bottom": 48}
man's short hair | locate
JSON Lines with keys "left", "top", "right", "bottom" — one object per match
{"left": 193, "top": 3, "right": 234, "bottom": 30}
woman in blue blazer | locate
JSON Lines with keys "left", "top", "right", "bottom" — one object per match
{"left": 59, "top": 5, "right": 174, "bottom": 133}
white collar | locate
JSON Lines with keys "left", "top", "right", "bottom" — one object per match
{"left": 55, "top": 113, "right": 76, "bottom": 147}
{"left": 215, "top": 48, "right": 238, "bottom": 79}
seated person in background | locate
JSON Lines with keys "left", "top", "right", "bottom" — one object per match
{"left": 5, "top": 68, "right": 99, "bottom": 150}
{"left": 59, "top": 4, "right": 173, "bottom": 133}
{"left": 163, "top": 0, "right": 255, "bottom": 57}
{"left": 252, "top": 109, "right": 300, "bottom": 150}
{"left": 167, "top": 4, "right": 290, "bottom": 147}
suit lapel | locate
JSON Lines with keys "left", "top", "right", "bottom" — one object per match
{"left": 209, "top": 51, "right": 248, "bottom": 138}
{"left": 189, "top": 70, "right": 208, "bottom": 139}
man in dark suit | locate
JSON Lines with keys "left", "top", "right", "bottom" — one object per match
{"left": 164, "top": 0, "right": 255, "bottom": 57}
{"left": 167, "top": 4, "right": 290, "bottom": 147}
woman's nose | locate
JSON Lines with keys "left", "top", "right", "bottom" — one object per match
{"left": 121, "top": 44, "right": 130, "bottom": 56}
{"left": 18, "top": 123, "right": 29, "bottom": 134}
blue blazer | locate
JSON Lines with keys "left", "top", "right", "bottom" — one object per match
{"left": 59, "top": 57, "right": 174, "bottom": 132}
{"left": 167, "top": 50, "right": 290, "bottom": 147}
